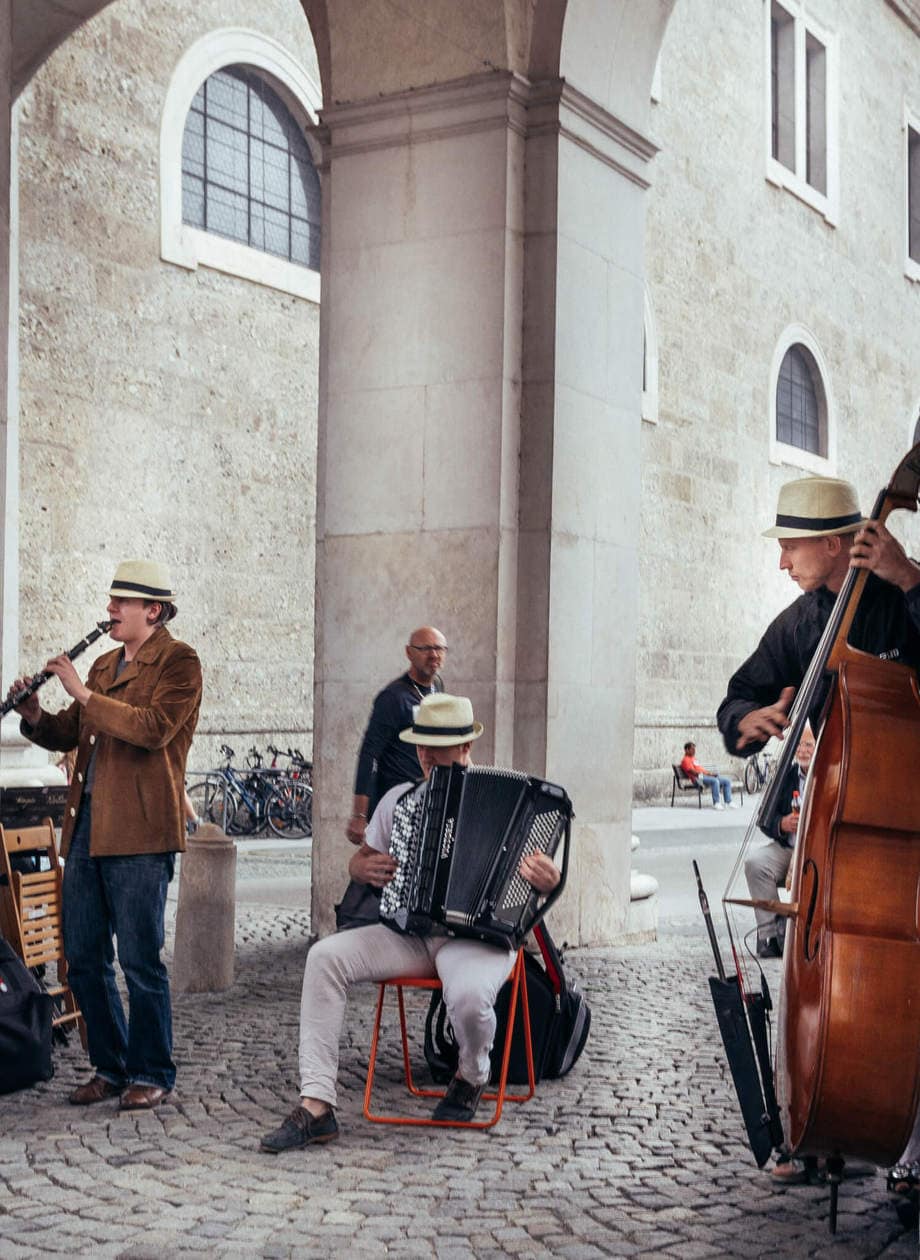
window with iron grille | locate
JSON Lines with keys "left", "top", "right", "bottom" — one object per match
{"left": 182, "top": 66, "right": 321, "bottom": 271}
{"left": 776, "top": 345, "right": 824, "bottom": 456}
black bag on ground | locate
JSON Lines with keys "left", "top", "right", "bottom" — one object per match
{"left": 334, "top": 879, "right": 381, "bottom": 931}
{"left": 424, "top": 922, "right": 591, "bottom": 1086}
{"left": 533, "top": 922, "right": 592, "bottom": 1078}
{"left": 0, "top": 936, "right": 54, "bottom": 1095}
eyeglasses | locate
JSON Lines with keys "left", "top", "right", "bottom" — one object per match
{"left": 408, "top": 644, "right": 448, "bottom": 654}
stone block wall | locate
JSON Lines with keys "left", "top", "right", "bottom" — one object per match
{"left": 15, "top": 0, "right": 321, "bottom": 773}
{"left": 636, "top": 0, "right": 920, "bottom": 800}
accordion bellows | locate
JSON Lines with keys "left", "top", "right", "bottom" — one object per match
{"left": 379, "top": 763, "right": 572, "bottom": 949}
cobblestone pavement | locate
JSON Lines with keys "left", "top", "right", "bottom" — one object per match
{"left": 1, "top": 873, "right": 917, "bottom": 1258}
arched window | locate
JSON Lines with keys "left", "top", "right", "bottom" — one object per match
{"left": 776, "top": 346, "right": 823, "bottom": 455}
{"left": 769, "top": 327, "right": 835, "bottom": 473}
{"left": 182, "top": 66, "right": 320, "bottom": 270}
{"left": 160, "top": 30, "right": 322, "bottom": 302}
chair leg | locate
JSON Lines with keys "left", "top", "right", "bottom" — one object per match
{"left": 362, "top": 982, "right": 388, "bottom": 1121}
{"left": 364, "top": 951, "right": 534, "bottom": 1128}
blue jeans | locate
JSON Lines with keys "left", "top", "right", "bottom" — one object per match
{"left": 698, "top": 773, "right": 732, "bottom": 805}
{"left": 62, "top": 801, "right": 176, "bottom": 1089}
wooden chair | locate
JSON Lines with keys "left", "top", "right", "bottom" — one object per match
{"left": 363, "top": 947, "right": 535, "bottom": 1129}
{"left": 0, "top": 819, "right": 84, "bottom": 1044}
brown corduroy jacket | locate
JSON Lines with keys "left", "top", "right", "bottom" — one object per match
{"left": 22, "top": 626, "right": 202, "bottom": 858}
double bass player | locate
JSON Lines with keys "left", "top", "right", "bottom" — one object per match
{"left": 717, "top": 473, "right": 920, "bottom": 1198}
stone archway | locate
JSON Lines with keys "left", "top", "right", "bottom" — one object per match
{"left": 302, "top": 0, "right": 675, "bottom": 942}
{"left": 1, "top": 0, "right": 676, "bottom": 944}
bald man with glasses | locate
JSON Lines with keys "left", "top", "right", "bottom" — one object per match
{"left": 336, "top": 628, "right": 447, "bottom": 929}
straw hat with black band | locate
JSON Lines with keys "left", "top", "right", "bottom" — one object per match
{"left": 762, "top": 476, "right": 867, "bottom": 540}
{"left": 109, "top": 560, "right": 176, "bottom": 602}
{"left": 399, "top": 693, "right": 484, "bottom": 747}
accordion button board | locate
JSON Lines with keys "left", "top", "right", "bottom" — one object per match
{"left": 379, "top": 762, "right": 572, "bottom": 949}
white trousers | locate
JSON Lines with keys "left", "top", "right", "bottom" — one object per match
{"left": 297, "top": 923, "right": 515, "bottom": 1108}
{"left": 744, "top": 840, "right": 793, "bottom": 941}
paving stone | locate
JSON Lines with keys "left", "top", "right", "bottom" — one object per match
{"left": 1, "top": 899, "right": 917, "bottom": 1260}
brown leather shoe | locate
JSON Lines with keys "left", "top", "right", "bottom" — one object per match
{"left": 68, "top": 1075, "right": 123, "bottom": 1105}
{"left": 119, "top": 1084, "right": 173, "bottom": 1111}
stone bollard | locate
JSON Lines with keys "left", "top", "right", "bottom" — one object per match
{"left": 172, "top": 822, "right": 236, "bottom": 994}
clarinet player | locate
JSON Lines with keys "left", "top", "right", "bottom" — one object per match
{"left": 6, "top": 560, "right": 202, "bottom": 1111}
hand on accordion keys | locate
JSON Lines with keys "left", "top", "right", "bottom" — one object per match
{"left": 348, "top": 845, "right": 397, "bottom": 889}
{"left": 519, "top": 851, "right": 561, "bottom": 894}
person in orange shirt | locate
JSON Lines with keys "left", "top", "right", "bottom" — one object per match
{"left": 679, "top": 741, "right": 739, "bottom": 810}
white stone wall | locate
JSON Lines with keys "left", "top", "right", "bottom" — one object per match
{"left": 636, "top": 0, "right": 920, "bottom": 799}
{"left": 15, "top": 0, "right": 320, "bottom": 772}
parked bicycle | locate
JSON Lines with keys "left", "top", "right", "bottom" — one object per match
{"left": 743, "top": 748, "right": 774, "bottom": 795}
{"left": 188, "top": 743, "right": 312, "bottom": 838}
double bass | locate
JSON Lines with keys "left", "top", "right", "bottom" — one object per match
{"left": 705, "top": 441, "right": 920, "bottom": 1230}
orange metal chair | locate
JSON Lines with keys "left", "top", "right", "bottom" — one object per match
{"left": 363, "top": 946, "right": 535, "bottom": 1128}
{"left": 0, "top": 820, "right": 85, "bottom": 1044}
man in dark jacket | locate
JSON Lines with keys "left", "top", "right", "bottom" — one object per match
{"left": 718, "top": 474, "right": 920, "bottom": 1187}
{"left": 335, "top": 627, "right": 446, "bottom": 929}
{"left": 8, "top": 560, "right": 202, "bottom": 1111}
{"left": 718, "top": 475, "right": 920, "bottom": 756}
{"left": 345, "top": 626, "right": 447, "bottom": 844}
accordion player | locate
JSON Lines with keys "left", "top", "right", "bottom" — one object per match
{"left": 379, "top": 761, "right": 571, "bottom": 949}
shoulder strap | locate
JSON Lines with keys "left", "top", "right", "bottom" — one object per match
{"left": 533, "top": 922, "right": 564, "bottom": 997}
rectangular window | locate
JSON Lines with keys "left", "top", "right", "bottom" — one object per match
{"left": 771, "top": 3, "right": 795, "bottom": 169}
{"left": 909, "top": 123, "right": 920, "bottom": 267}
{"left": 805, "top": 33, "right": 826, "bottom": 195}
{"left": 767, "top": 1, "right": 835, "bottom": 220}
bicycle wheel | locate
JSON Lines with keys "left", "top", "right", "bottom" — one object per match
{"left": 267, "top": 782, "right": 313, "bottom": 839}
{"left": 188, "top": 779, "right": 236, "bottom": 832}
{"left": 226, "top": 787, "right": 259, "bottom": 836}
{"left": 743, "top": 759, "right": 760, "bottom": 795}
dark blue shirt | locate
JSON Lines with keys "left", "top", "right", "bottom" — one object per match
{"left": 353, "top": 673, "right": 441, "bottom": 815}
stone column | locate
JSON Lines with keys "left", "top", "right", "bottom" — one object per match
{"left": 0, "top": 39, "right": 46, "bottom": 782}
{"left": 0, "top": 12, "right": 14, "bottom": 697}
{"left": 311, "top": 71, "right": 656, "bottom": 944}
{"left": 0, "top": 20, "right": 27, "bottom": 772}
{"left": 518, "top": 83, "right": 657, "bottom": 943}
{"left": 310, "top": 72, "right": 530, "bottom": 937}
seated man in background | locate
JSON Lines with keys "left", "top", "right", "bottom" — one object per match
{"left": 744, "top": 725, "right": 814, "bottom": 958}
{"left": 680, "top": 741, "right": 739, "bottom": 810}
{"left": 260, "top": 694, "right": 560, "bottom": 1151}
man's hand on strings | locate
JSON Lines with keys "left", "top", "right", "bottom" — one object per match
{"left": 735, "top": 685, "right": 796, "bottom": 750}
{"left": 850, "top": 521, "right": 920, "bottom": 592}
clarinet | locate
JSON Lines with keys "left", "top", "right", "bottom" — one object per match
{"left": 1, "top": 621, "right": 114, "bottom": 717}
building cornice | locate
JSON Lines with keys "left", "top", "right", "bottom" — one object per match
{"left": 312, "top": 71, "right": 658, "bottom": 188}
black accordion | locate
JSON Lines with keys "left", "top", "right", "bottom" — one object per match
{"left": 379, "top": 763, "right": 572, "bottom": 949}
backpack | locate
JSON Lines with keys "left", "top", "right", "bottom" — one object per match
{"left": 533, "top": 923, "right": 592, "bottom": 1078}
{"left": 424, "top": 922, "right": 591, "bottom": 1086}
{"left": 0, "top": 935, "right": 54, "bottom": 1095}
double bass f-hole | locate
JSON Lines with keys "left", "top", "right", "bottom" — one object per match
{"left": 801, "top": 857, "right": 820, "bottom": 962}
